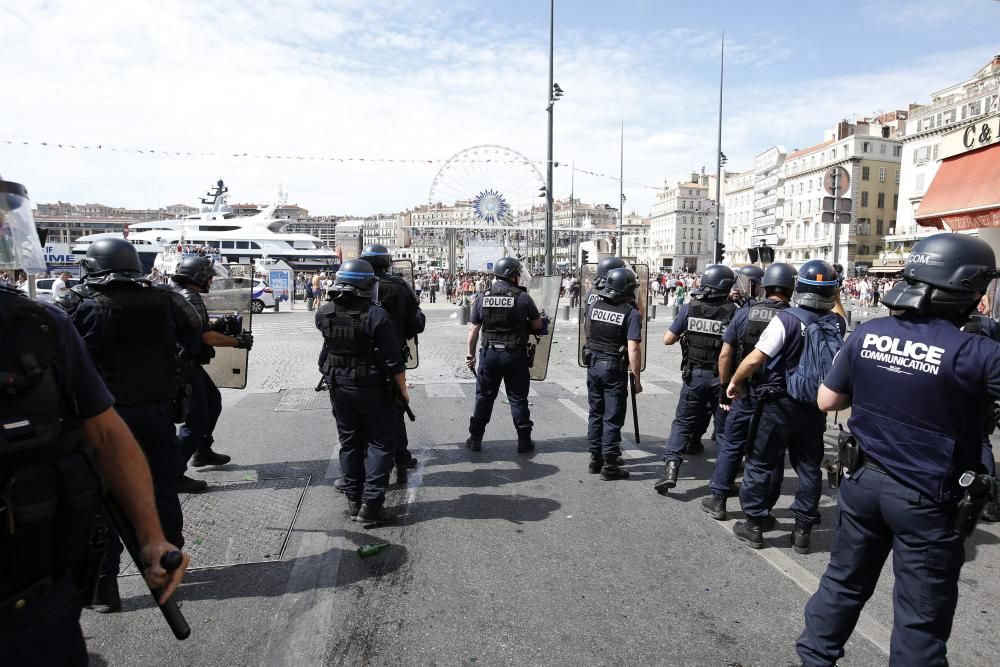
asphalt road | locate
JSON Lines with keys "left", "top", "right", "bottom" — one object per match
{"left": 81, "top": 300, "right": 1000, "bottom": 666}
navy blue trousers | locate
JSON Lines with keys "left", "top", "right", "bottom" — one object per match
{"left": 586, "top": 358, "right": 627, "bottom": 460}
{"left": 103, "top": 401, "right": 184, "bottom": 576}
{"left": 178, "top": 364, "right": 222, "bottom": 469}
{"left": 709, "top": 395, "right": 755, "bottom": 498}
{"left": 470, "top": 348, "right": 533, "bottom": 437}
{"left": 0, "top": 574, "right": 87, "bottom": 666}
{"left": 663, "top": 370, "right": 725, "bottom": 462}
{"left": 331, "top": 383, "right": 396, "bottom": 504}
{"left": 738, "top": 395, "right": 825, "bottom": 526}
{"left": 797, "top": 466, "right": 965, "bottom": 666}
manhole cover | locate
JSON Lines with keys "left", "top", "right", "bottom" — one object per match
{"left": 275, "top": 387, "right": 331, "bottom": 412}
{"left": 122, "top": 476, "right": 309, "bottom": 574}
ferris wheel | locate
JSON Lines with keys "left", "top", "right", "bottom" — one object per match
{"left": 428, "top": 145, "right": 545, "bottom": 226}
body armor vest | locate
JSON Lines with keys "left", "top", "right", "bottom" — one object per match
{"left": 738, "top": 300, "right": 789, "bottom": 362}
{"left": 175, "top": 285, "right": 213, "bottom": 364}
{"left": 73, "top": 284, "right": 181, "bottom": 405}
{"left": 681, "top": 297, "right": 735, "bottom": 371}
{"left": 586, "top": 298, "right": 634, "bottom": 357}
{"left": 0, "top": 289, "right": 100, "bottom": 603}
{"left": 375, "top": 275, "right": 412, "bottom": 344}
{"left": 962, "top": 315, "right": 984, "bottom": 336}
{"left": 319, "top": 299, "right": 376, "bottom": 376}
{"left": 481, "top": 284, "right": 525, "bottom": 349}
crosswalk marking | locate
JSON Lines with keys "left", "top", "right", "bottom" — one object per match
{"left": 424, "top": 382, "right": 466, "bottom": 398}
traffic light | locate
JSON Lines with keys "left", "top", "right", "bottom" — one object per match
{"left": 759, "top": 246, "right": 775, "bottom": 264}
{"left": 580, "top": 249, "right": 590, "bottom": 265}
{"left": 715, "top": 241, "right": 726, "bottom": 263}
{"left": 748, "top": 247, "right": 759, "bottom": 263}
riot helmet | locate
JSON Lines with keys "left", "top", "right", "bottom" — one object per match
{"left": 793, "top": 259, "right": 839, "bottom": 311}
{"left": 600, "top": 267, "right": 638, "bottom": 303}
{"left": 171, "top": 256, "right": 216, "bottom": 291}
{"left": 595, "top": 256, "right": 626, "bottom": 288}
{"left": 493, "top": 257, "right": 523, "bottom": 283}
{"left": 331, "top": 258, "right": 377, "bottom": 297}
{"left": 735, "top": 265, "right": 765, "bottom": 300}
{"left": 694, "top": 264, "right": 735, "bottom": 298}
{"left": 882, "top": 233, "right": 999, "bottom": 318}
{"left": 80, "top": 238, "right": 144, "bottom": 284}
{"left": 360, "top": 243, "right": 392, "bottom": 272}
{"left": 0, "top": 176, "right": 46, "bottom": 274}
{"left": 761, "top": 262, "right": 796, "bottom": 296}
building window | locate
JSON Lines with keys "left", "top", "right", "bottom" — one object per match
{"left": 876, "top": 219, "right": 884, "bottom": 235}
{"left": 861, "top": 191, "right": 869, "bottom": 207}
{"left": 893, "top": 145, "right": 902, "bottom": 157}
{"left": 877, "top": 192, "right": 885, "bottom": 209}
{"left": 880, "top": 143, "right": 887, "bottom": 154}
{"left": 879, "top": 167, "right": 886, "bottom": 182}
{"left": 893, "top": 194, "right": 899, "bottom": 209}
{"left": 916, "top": 174, "right": 925, "bottom": 192}
{"left": 862, "top": 166, "right": 870, "bottom": 181}
{"left": 895, "top": 169, "right": 900, "bottom": 184}
{"left": 863, "top": 141, "right": 871, "bottom": 153}
{"left": 932, "top": 144, "right": 939, "bottom": 161}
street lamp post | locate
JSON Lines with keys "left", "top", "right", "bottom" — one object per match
{"left": 543, "top": 0, "right": 559, "bottom": 276}
{"left": 713, "top": 32, "right": 725, "bottom": 264}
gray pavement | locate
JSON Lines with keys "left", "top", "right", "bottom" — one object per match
{"left": 81, "top": 300, "right": 1000, "bottom": 666}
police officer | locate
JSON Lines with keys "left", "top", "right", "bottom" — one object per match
{"left": 0, "top": 175, "right": 187, "bottom": 663}
{"left": 360, "top": 243, "right": 426, "bottom": 483}
{"left": 960, "top": 311, "right": 1000, "bottom": 521}
{"left": 317, "top": 259, "right": 408, "bottom": 524}
{"left": 585, "top": 256, "right": 627, "bottom": 305}
{"left": 654, "top": 264, "right": 736, "bottom": 494}
{"left": 59, "top": 237, "right": 201, "bottom": 612}
{"left": 703, "top": 263, "right": 796, "bottom": 520}
{"left": 733, "top": 264, "right": 765, "bottom": 307}
{"left": 726, "top": 260, "right": 846, "bottom": 552}
{"left": 583, "top": 267, "right": 643, "bottom": 480}
{"left": 797, "top": 234, "right": 1000, "bottom": 665}
{"left": 466, "top": 257, "right": 546, "bottom": 453}
{"left": 173, "top": 256, "right": 254, "bottom": 492}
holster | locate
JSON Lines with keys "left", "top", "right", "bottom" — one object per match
{"left": 527, "top": 343, "right": 537, "bottom": 368}
{"left": 582, "top": 346, "right": 592, "bottom": 366}
{"left": 744, "top": 389, "right": 774, "bottom": 457}
{"left": 953, "top": 472, "right": 998, "bottom": 537}
{"left": 839, "top": 431, "right": 859, "bottom": 478}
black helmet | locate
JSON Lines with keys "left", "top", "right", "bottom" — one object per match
{"left": 696, "top": 264, "right": 736, "bottom": 296}
{"left": 332, "top": 258, "right": 376, "bottom": 297}
{"left": 360, "top": 243, "right": 392, "bottom": 271}
{"left": 600, "top": 267, "right": 638, "bottom": 303}
{"left": 761, "top": 262, "right": 796, "bottom": 293}
{"left": 493, "top": 257, "right": 523, "bottom": 282}
{"left": 793, "top": 260, "right": 839, "bottom": 310}
{"left": 735, "top": 265, "right": 765, "bottom": 298}
{"left": 595, "top": 257, "right": 626, "bottom": 288}
{"left": 80, "top": 238, "right": 144, "bottom": 284}
{"left": 882, "top": 233, "right": 999, "bottom": 317}
{"left": 171, "top": 256, "right": 216, "bottom": 290}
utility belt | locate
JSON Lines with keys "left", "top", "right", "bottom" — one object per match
{"left": 482, "top": 342, "right": 525, "bottom": 352}
{"left": 683, "top": 366, "right": 717, "bottom": 381}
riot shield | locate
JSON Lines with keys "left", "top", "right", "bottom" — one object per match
{"left": 577, "top": 263, "right": 648, "bottom": 371}
{"left": 525, "top": 275, "right": 561, "bottom": 381}
{"left": 390, "top": 258, "right": 419, "bottom": 369}
{"left": 203, "top": 275, "right": 253, "bottom": 389}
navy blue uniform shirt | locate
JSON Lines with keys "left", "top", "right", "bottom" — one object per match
{"left": 470, "top": 281, "right": 540, "bottom": 327}
{"left": 668, "top": 303, "right": 693, "bottom": 336}
{"left": 825, "top": 314, "right": 1000, "bottom": 502}
{"left": 40, "top": 302, "right": 115, "bottom": 419}
{"left": 722, "top": 306, "right": 750, "bottom": 346}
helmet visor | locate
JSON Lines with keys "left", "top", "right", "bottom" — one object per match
{"left": 734, "top": 273, "right": 764, "bottom": 301}
{"left": 0, "top": 186, "right": 46, "bottom": 274}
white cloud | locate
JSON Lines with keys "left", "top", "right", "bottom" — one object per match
{"left": 1, "top": 0, "right": 996, "bottom": 221}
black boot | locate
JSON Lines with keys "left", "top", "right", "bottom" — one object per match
{"left": 701, "top": 494, "right": 727, "bottom": 520}
{"left": 355, "top": 502, "right": 398, "bottom": 526}
{"left": 653, "top": 460, "right": 681, "bottom": 495}
{"left": 347, "top": 497, "right": 362, "bottom": 519}
{"left": 982, "top": 498, "right": 1000, "bottom": 523}
{"left": 516, "top": 432, "right": 535, "bottom": 454}
{"left": 176, "top": 474, "right": 208, "bottom": 494}
{"left": 600, "top": 464, "right": 630, "bottom": 481}
{"left": 192, "top": 448, "right": 231, "bottom": 467}
{"left": 466, "top": 435, "right": 482, "bottom": 451}
{"left": 792, "top": 522, "right": 812, "bottom": 554}
{"left": 588, "top": 454, "right": 604, "bottom": 474}
{"left": 733, "top": 518, "right": 764, "bottom": 549}
{"left": 333, "top": 477, "right": 348, "bottom": 493}
{"left": 91, "top": 575, "right": 121, "bottom": 614}
{"left": 395, "top": 465, "right": 408, "bottom": 485}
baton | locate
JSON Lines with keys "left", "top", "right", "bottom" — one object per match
{"left": 629, "top": 374, "right": 640, "bottom": 444}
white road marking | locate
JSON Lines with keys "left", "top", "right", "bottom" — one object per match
{"left": 556, "top": 379, "right": 588, "bottom": 396}
{"left": 558, "top": 395, "right": 890, "bottom": 655}
{"left": 425, "top": 382, "right": 466, "bottom": 398}
{"left": 638, "top": 382, "right": 670, "bottom": 395}
{"left": 323, "top": 443, "right": 341, "bottom": 480}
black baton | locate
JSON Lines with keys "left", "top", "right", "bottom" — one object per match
{"left": 630, "top": 374, "right": 640, "bottom": 444}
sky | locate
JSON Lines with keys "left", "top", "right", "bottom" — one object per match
{"left": 2, "top": 0, "right": 998, "bottom": 217}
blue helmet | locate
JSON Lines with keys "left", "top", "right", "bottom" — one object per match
{"left": 793, "top": 260, "right": 839, "bottom": 310}
{"left": 333, "top": 258, "right": 377, "bottom": 297}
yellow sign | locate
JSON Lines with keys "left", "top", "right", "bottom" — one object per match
{"left": 941, "top": 114, "right": 1000, "bottom": 159}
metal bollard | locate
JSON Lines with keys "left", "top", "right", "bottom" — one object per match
{"left": 274, "top": 298, "right": 280, "bottom": 313}
{"left": 648, "top": 304, "right": 656, "bottom": 320}
{"left": 560, "top": 304, "right": 571, "bottom": 321}
{"left": 459, "top": 304, "right": 470, "bottom": 325}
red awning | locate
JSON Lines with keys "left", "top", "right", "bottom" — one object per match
{"left": 916, "top": 142, "right": 1000, "bottom": 230}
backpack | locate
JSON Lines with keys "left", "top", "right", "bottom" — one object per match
{"left": 783, "top": 308, "right": 844, "bottom": 405}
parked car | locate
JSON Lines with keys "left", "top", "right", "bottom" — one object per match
{"left": 21, "top": 277, "right": 81, "bottom": 302}
{"left": 251, "top": 279, "right": 276, "bottom": 314}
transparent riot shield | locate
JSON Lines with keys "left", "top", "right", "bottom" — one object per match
{"left": 577, "top": 263, "right": 648, "bottom": 371}
{"left": 203, "top": 275, "right": 253, "bottom": 389}
{"left": 390, "top": 258, "right": 419, "bottom": 369}
{"left": 525, "top": 275, "right": 561, "bottom": 381}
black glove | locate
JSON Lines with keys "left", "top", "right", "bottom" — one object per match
{"left": 234, "top": 332, "right": 254, "bottom": 350}
{"left": 212, "top": 314, "right": 243, "bottom": 336}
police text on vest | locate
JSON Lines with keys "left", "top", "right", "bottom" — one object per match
{"left": 591, "top": 309, "right": 625, "bottom": 326}
{"left": 688, "top": 317, "right": 725, "bottom": 336}
{"left": 860, "top": 333, "right": 943, "bottom": 375}
{"left": 483, "top": 296, "right": 516, "bottom": 308}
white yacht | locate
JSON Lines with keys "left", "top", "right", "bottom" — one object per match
{"left": 72, "top": 180, "right": 339, "bottom": 272}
